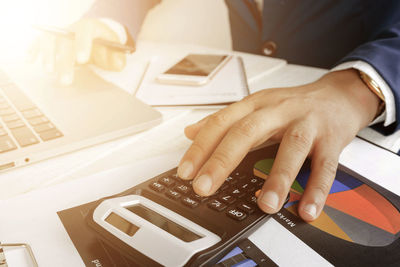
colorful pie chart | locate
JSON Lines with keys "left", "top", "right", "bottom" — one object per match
{"left": 254, "top": 159, "right": 400, "bottom": 246}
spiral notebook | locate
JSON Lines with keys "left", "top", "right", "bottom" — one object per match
{"left": 135, "top": 55, "right": 249, "bottom": 106}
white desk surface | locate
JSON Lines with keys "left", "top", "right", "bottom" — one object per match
{"left": 0, "top": 42, "right": 398, "bottom": 267}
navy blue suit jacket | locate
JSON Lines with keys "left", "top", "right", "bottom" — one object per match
{"left": 87, "top": 0, "right": 400, "bottom": 133}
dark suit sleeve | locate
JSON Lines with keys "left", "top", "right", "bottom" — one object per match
{"left": 224, "top": 0, "right": 262, "bottom": 54}
{"left": 338, "top": 21, "right": 400, "bottom": 134}
{"left": 84, "top": 0, "right": 160, "bottom": 40}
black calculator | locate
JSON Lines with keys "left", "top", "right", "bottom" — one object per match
{"left": 87, "top": 149, "right": 288, "bottom": 266}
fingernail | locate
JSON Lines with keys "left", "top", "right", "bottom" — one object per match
{"left": 260, "top": 191, "right": 279, "bottom": 210}
{"left": 177, "top": 161, "right": 193, "bottom": 180}
{"left": 60, "top": 74, "right": 73, "bottom": 86}
{"left": 303, "top": 203, "right": 317, "bottom": 220}
{"left": 193, "top": 174, "right": 212, "bottom": 195}
{"left": 77, "top": 52, "right": 87, "bottom": 64}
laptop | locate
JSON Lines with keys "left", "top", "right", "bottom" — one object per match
{"left": 0, "top": 64, "right": 162, "bottom": 171}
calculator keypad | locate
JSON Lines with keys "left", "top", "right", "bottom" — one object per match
{"left": 147, "top": 170, "right": 265, "bottom": 221}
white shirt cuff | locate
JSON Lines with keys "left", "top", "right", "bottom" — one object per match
{"left": 331, "top": 61, "right": 396, "bottom": 127}
{"left": 99, "top": 18, "right": 128, "bottom": 44}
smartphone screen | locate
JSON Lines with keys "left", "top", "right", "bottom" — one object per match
{"left": 164, "top": 54, "right": 228, "bottom": 77}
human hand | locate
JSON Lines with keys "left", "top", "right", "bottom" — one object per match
{"left": 29, "top": 19, "right": 126, "bottom": 85}
{"left": 177, "top": 69, "right": 380, "bottom": 222}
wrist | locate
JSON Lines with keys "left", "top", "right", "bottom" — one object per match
{"left": 320, "top": 69, "right": 381, "bottom": 127}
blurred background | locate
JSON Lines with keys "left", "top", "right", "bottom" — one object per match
{"left": 0, "top": 0, "right": 232, "bottom": 61}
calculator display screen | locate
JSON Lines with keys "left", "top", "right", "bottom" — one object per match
{"left": 105, "top": 212, "right": 139, "bottom": 236}
{"left": 127, "top": 204, "right": 202, "bottom": 242}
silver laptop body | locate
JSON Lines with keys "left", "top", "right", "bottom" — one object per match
{"left": 0, "top": 65, "right": 162, "bottom": 171}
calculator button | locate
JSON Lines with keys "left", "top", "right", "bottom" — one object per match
{"left": 159, "top": 177, "right": 176, "bottom": 188}
{"left": 150, "top": 182, "right": 165, "bottom": 192}
{"left": 249, "top": 177, "right": 263, "bottom": 185}
{"left": 191, "top": 194, "right": 209, "bottom": 203}
{"left": 220, "top": 183, "right": 230, "bottom": 192}
{"left": 227, "top": 208, "right": 247, "bottom": 221}
{"left": 182, "top": 179, "right": 193, "bottom": 186}
{"left": 231, "top": 171, "right": 247, "bottom": 180}
{"left": 208, "top": 199, "right": 227, "bottom": 212}
{"left": 237, "top": 202, "right": 255, "bottom": 214}
{"left": 229, "top": 188, "right": 246, "bottom": 199}
{"left": 175, "top": 184, "right": 192, "bottom": 195}
{"left": 165, "top": 189, "right": 181, "bottom": 200}
{"left": 225, "top": 176, "right": 236, "bottom": 184}
{"left": 237, "top": 182, "right": 254, "bottom": 192}
{"left": 181, "top": 197, "right": 199, "bottom": 208}
{"left": 219, "top": 194, "right": 236, "bottom": 205}
{"left": 246, "top": 195, "right": 258, "bottom": 204}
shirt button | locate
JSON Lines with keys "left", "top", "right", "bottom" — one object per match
{"left": 262, "top": 41, "right": 277, "bottom": 56}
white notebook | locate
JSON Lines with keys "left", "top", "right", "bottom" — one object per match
{"left": 136, "top": 55, "right": 250, "bottom": 106}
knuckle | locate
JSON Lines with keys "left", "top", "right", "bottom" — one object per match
{"left": 274, "top": 166, "right": 293, "bottom": 188}
{"left": 190, "top": 142, "right": 206, "bottom": 157}
{"left": 286, "top": 127, "right": 313, "bottom": 152}
{"left": 232, "top": 119, "right": 258, "bottom": 138}
{"left": 319, "top": 158, "right": 338, "bottom": 178}
{"left": 211, "top": 151, "right": 231, "bottom": 170}
{"left": 208, "top": 112, "right": 229, "bottom": 128}
{"left": 312, "top": 180, "right": 332, "bottom": 199}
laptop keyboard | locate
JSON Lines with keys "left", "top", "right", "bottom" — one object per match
{"left": 0, "top": 71, "right": 63, "bottom": 153}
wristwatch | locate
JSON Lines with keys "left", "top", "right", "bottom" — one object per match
{"left": 359, "top": 70, "right": 386, "bottom": 119}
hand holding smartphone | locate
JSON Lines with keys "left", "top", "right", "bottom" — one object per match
{"left": 156, "top": 54, "right": 232, "bottom": 86}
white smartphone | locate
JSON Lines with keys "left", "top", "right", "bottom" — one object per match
{"left": 156, "top": 54, "right": 232, "bottom": 86}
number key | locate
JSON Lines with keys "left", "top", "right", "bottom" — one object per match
{"left": 159, "top": 176, "right": 176, "bottom": 188}
{"left": 237, "top": 202, "right": 256, "bottom": 214}
{"left": 219, "top": 194, "right": 236, "bottom": 205}
{"left": 181, "top": 197, "right": 199, "bottom": 208}
{"left": 208, "top": 199, "right": 227, "bottom": 212}
{"left": 150, "top": 182, "right": 165, "bottom": 192}
{"left": 165, "top": 189, "right": 181, "bottom": 200}
{"left": 175, "top": 184, "right": 191, "bottom": 195}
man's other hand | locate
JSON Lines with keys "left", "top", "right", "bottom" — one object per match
{"left": 29, "top": 19, "right": 126, "bottom": 85}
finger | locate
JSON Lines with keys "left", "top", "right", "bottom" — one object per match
{"left": 257, "top": 121, "right": 316, "bottom": 214}
{"left": 192, "top": 108, "right": 284, "bottom": 196}
{"left": 57, "top": 39, "right": 75, "bottom": 85}
{"left": 109, "top": 51, "right": 126, "bottom": 71}
{"left": 177, "top": 100, "right": 256, "bottom": 180}
{"left": 184, "top": 116, "right": 210, "bottom": 140}
{"left": 75, "top": 24, "right": 94, "bottom": 64}
{"left": 298, "top": 141, "right": 340, "bottom": 221}
{"left": 91, "top": 44, "right": 110, "bottom": 69}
